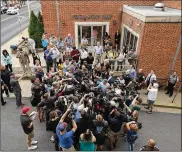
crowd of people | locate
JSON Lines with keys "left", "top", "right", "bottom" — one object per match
{"left": 1, "top": 30, "right": 179, "bottom": 151}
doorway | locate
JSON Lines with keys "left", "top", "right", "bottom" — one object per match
{"left": 75, "top": 22, "right": 109, "bottom": 49}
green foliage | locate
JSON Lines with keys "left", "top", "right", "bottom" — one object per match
{"left": 35, "top": 20, "right": 43, "bottom": 48}
{"left": 37, "top": 11, "right": 44, "bottom": 34}
{"left": 28, "top": 10, "right": 38, "bottom": 37}
{"left": 28, "top": 11, "right": 45, "bottom": 48}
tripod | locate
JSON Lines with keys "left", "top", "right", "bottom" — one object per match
{"left": 171, "top": 83, "right": 181, "bottom": 103}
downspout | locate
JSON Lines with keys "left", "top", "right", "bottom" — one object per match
{"left": 56, "top": 0, "right": 60, "bottom": 38}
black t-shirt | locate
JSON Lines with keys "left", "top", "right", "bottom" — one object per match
{"left": 48, "top": 117, "right": 60, "bottom": 133}
{"left": 137, "top": 73, "right": 145, "bottom": 83}
{"left": 124, "top": 75, "right": 132, "bottom": 86}
{"left": 20, "top": 114, "right": 34, "bottom": 134}
{"left": 108, "top": 113, "right": 128, "bottom": 132}
{"left": 86, "top": 56, "right": 94, "bottom": 64}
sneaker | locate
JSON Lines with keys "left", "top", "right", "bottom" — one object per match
{"left": 50, "top": 135, "right": 55, "bottom": 143}
{"left": 31, "top": 141, "right": 38, "bottom": 145}
{"left": 165, "top": 92, "right": 169, "bottom": 94}
{"left": 169, "top": 95, "right": 172, "bottom": 98}
{"left": 28, "top": 145, "right": 38, "bottom": 150}
{"left": 2, "top": 101, "right": 7, "bottom": 106}
{"left": 144, "top": 106, "right": 149, "bottom": 109}
{"left": 146, "top": 111, "right": 152, "bottom": 114}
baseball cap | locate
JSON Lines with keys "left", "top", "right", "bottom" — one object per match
{"left": 58, "top": 122, "right": 67, "bottom": 132}
{"left": 21, "top": 106, "right": 31, "bottom": 114}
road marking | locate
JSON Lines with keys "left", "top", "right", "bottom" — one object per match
{"left": 1, "top": 6, "right": 41, "bottom": 22}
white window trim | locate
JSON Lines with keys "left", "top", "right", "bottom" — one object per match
{"left": 120, "top": 23, "right": 139, "bottom": 53}
{"left": 75, "top": 22, "right": 110, "bottom": 49}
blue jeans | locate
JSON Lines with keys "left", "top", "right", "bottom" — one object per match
{"left": 127, "top": 142, "right": 134, "bottom": 151}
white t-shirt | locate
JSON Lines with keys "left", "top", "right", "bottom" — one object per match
{"left": 95, "top": 46, "right": 103, "bottom": 55}
{"left": 81, "top": 39, "right": 88, "bottom": 44}
{"left": 80, "top": 50, "right": 88, "bottom": 59}
{"left": 148, "top": 88, "right": 158, "bottom": 101}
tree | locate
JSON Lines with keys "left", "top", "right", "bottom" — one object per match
{"left": 28, "top": 10, "right": 38, "bottom": 38}
{"left": 37, "top": 11, "right": 44, "bottom": 35}
{"left": 28, "top": 10, "right": 45, "bottom": 48}
{"left": 35, "top": 19, "right": 43, "bottom": 48}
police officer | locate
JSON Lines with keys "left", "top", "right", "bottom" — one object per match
{"left": 165, "top": 71, "right": 179, "bottom": 97}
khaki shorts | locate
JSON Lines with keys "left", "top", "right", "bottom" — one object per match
{"left": 107, "top": 128, "right": 119, "bottom": 142}
{"left": 27, "top": 131, "right": 34, "bottom": 139}
{"left": 62, "top": 145, "right": 75, "bottom": 151}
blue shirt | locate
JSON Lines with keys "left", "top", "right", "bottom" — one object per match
{"left": 2, "top": 54, "right": 12, "bottom": 65}
{"left": 74, "top": 110, "right": 81, "bottom": 122}
{"left": 130, "top": 68, "right": 136, "bottom": 79}
{"left": 42, "top": 39, "right": 48, "bottom": 48}
{"left": 127, "top": 129, "right": 138, "bottom": 144}
{"left": 56, "top": 122, "right": 74, "bottom": 149}
{"left": 44, "top": 50, "right": 53, "bottom": 61}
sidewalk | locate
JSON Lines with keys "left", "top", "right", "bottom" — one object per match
{"left": 140, "top": 89, "right": 181, "bottom": 109}
{"left": 1, "top": 28, "right": 46, "bottom": 74}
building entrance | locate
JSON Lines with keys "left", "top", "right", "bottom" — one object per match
{"left": 75, "top": 22, "right": 109, "bottom": 49}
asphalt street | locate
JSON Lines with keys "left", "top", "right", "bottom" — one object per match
{"left": 1, "top": 98, "right": 181, "bottom": 151}
{"left": 1, "top": 2, "right": 41, "bottom": 45}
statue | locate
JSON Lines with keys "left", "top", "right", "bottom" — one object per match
{"left": 16, "top": 48, "right": 32, "bottom": 80}
{"left": 22, "top": 37, "right": 36, "bottom": 54}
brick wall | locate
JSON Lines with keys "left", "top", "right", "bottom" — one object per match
{"left": 122, "top": 12, "right": 145, "bottom": 35}
{"left": 162, "top": 0, "right": 181, "bottom": 9}
{"left": 41, "top": 0, "right": 159, "bottom": 39}
{"left": 137, "top": 23, "right": 181, "bottom": 79}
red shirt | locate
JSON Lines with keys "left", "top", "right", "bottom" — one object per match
{"left": 71, "top": 49, "right": 80, "bottom": 61}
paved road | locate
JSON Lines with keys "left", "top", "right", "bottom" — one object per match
{"left": 1, "top": 98, "right": 181, "bottom": 151}
{"left": 1, "top": 2, "right": 41, "bottom": 45}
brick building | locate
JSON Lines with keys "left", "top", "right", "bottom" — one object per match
{"left": 41, "top": 0, "right": 181, "bottom": 79}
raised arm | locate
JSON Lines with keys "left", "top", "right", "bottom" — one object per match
{"left": 59, "top": 103, "right": 72, "bottom": 123}
{"left": 123, "top": 102, "right": 132, "bottom": 113}
{"left": 131, "top": 94, "right": 139, "bottom": 106}
{"left": 71, "top": 119, "right": 77, "bottom": 132}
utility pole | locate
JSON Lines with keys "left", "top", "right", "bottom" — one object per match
{"left": 27, "top": 0, "right": 31, "bottom": 19}
{"left": 56, "top": 0, "right": 60, "bottom": 38}
{"left": 169, "top": 34, "right": 182, "bottom": 75}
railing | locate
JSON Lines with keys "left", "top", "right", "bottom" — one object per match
{"left": 106, "top": 57, "right": 138, "bottom": 72}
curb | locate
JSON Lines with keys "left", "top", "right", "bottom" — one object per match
{"left": 142, "top": 103, "right": 181, "bottom": 109}
{"left": 4, "top": 97, "right": 181, "bottom": 109}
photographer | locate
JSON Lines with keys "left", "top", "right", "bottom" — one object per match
{"left": 48, "top": 110, "right": 61, "bottom": 151}
{"left": 56, "top": 103, "right": 77, "bottom": 151}
{"left": 108, "top": 108, "right": 128, "bottom": 150}
{"left": 125, "top": 121, "right": 138, "bottom": 151}
{"left": 74, "top": 109, "right": 90, "bottom": 150}
{"left": 31, "top": 78, "right": 43, "bottom": 107}
{"left": 129, "top": 94, "right": 142, "bottom": 112}
{"left": 92, "top": 114, "right": 108, "bottom": 151}
{"left": 79, "top": 129, "right": 96, "bottom": 151}
{"left": 37, "top": 86, "right": 65, "bottom": 130}
{"left": 144, "top": 83, "right": 158, "bottom": 114}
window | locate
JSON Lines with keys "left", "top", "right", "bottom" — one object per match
{"left": 122, "top": 27, "right": 138, "bottom": 52}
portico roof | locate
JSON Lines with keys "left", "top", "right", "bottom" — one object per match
{"left": 123, "top": 5, "right": 181, "bottom": 23}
